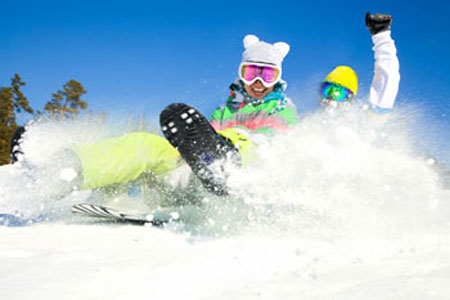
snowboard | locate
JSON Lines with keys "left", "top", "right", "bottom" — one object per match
{"left": 160, "top": 103, "right": 240, "bottom": 196}
{"left": 71, "top": 203, "right": 178, "bottom": 226}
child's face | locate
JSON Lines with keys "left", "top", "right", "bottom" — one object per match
{"left": 244, "top": 80, "right": 274, "bottom": 100}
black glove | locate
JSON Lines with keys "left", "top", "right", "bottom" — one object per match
{"left": 365, "top": 12, "right": 392, "bottom": 35}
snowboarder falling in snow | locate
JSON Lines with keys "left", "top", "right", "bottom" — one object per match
{"left": 69, "top": 32, "right": 299, "bottom": 195}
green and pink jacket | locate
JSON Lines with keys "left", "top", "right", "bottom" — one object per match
{"left": 210, "top": 80, "right": 299, "bottom": 135}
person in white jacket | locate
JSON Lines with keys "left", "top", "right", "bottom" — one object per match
{"left": 318, "top": 12, "right": 400, "bottom": 115}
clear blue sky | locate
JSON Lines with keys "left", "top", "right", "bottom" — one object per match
{"left": 1, "top": 0, "right": 450, "bottom": 162}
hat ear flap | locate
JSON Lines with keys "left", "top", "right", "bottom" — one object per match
{"left": 243, "top": 34, "right": 260, "bottom": 49}
{"left": 273, "top": 42, "right": 290, "bottom": 58}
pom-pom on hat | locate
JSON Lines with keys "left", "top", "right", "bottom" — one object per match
{"left": 241, "top": 34, "right": 290, "bottom": 68}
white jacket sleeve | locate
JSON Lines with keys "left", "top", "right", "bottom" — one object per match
{"left": 369, "top": 31, "right": 400, "bottom": 111}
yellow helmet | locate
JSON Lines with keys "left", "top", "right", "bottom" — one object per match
{"left": 324, "top": 66, "right": 358, "bottom": 95}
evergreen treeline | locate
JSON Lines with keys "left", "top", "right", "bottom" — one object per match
{"left": 0, "top": 74, "right": 88, "bottom": 165}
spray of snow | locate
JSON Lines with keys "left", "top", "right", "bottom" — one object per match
{"left": 227, "top": 106, "right": 449, "bottom": 240}
{"left": 1, "top": 106, "right": 450, "bottom": 299}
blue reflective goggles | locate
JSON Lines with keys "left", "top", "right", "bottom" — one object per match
{"left": 319, "top": 81, "right": 354, "bottom": 103}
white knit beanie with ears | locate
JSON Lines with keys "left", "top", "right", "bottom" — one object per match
{"left": 241, "top": 34, "right": 290, "bottom": 68}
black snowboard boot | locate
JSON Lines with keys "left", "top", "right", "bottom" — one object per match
{"left": 160, "top": 103, "right": 240, "bottom": 196}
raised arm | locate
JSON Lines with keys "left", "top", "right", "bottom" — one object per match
{"left": 366, "top": 12, "right": 400, "bottom": 114}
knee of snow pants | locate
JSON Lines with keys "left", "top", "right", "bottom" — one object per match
{"left": 216, "top": 128, "right": 257, "bottom": 168}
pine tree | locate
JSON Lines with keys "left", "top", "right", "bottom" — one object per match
{"left": 44, "top": 79, "right": 88, "bottom": 120}
{"left": 0, "top": 74, "right": 34, "bottom": 165}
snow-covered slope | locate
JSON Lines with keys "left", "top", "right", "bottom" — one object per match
{"left": 2, "top": 223, "right": 450, "bottom": 300}
{"left": 1, "top": 108, "right": 450, "bottom": 299}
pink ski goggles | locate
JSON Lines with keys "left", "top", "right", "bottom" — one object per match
{"left": 239, "top": 62, "right": 281, "bottom": 87}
